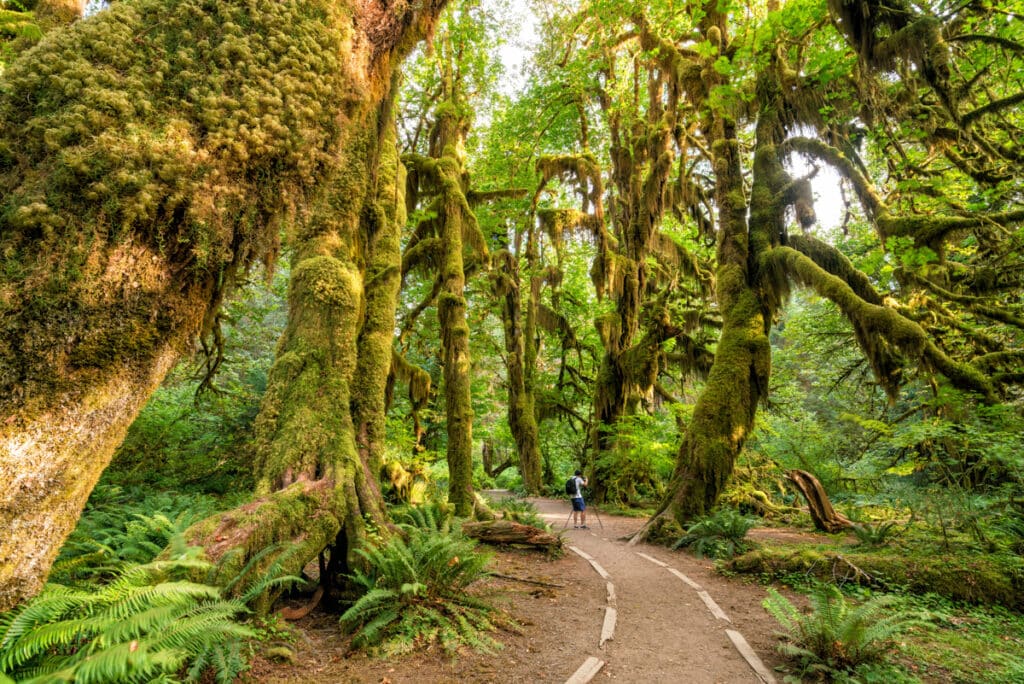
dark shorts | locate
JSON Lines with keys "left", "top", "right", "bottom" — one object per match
{"left": 571, "top": 497, "right": 586, "bottom": 512}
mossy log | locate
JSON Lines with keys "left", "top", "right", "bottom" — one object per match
{"left": 785, "top": 469, "right": 855, "bottom": 533}
{"left": 462, "top": 520, "right": 562, "bottom": 550}
{"left": 728, "top": 546, "right": 1024, "bottom": 610}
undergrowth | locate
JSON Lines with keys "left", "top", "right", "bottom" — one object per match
{"left": 673, "top": 508, "right": 756, "bottom": 559}
{"left": 0, "top": 547, "right": 298, "bottom": 684}
{"left": 340, "top": 520, "right": 503, "bottom": 656}
{"left": 763, "top": 584, "right": 932, "bottom": 682}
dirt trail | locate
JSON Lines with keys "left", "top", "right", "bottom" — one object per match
{"left": 530, "top": 497, "right": 775, "bottom": 683}
{"left": 258, "top": 496, "right": 784, "bottom": 683}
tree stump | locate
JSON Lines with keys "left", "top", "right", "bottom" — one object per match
{"left": 462, "top": 520, "right": 562, "bottom": 550}
{"left": 786, "top": 469, "right": 854, "bottom": 533}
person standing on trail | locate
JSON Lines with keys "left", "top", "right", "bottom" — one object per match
{"left": 570, "top": 470, "right": 588, "bottom": 529}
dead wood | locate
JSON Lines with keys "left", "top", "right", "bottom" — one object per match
{"left": 462, "top": 520, "right": 563, "bottom": 550}
{"left": 786, "top": 469, "right": 855, "bottom": 533}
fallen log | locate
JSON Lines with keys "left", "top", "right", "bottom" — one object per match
{"left": 462, "top": 520, "right": 562, "bottom": 550}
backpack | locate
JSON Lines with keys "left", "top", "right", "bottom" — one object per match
{"left": 565, "top": 477, "right": 577, "bottom": 497}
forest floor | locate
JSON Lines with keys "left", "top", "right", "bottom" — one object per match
{"left": 253, "top": 495, "right": 789, "bottom": 683}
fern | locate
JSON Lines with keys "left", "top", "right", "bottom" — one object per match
{"left": 491, "top": 497, "right": 547, "bottom": 529}
{"left": 673, "top": 508, "right": 756, "bottom": 558}
{"left": 0, "top": 557, "right": 255, "bottom": 683}
{"left": 851, "top": 521, "right": 899, "bottom": 547}
{"left": 763, "top": 585, "right": 933, "bottom": 677}
{"left": 394, "top": 501, "right": 455, "bottom": 535}
{"left": 340, "top": 526, "right": 503, "bottom": 656}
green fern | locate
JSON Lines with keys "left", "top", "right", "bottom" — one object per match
{"left": 673, "top": 508, "right": 756, "bottom": 558}
{"left": 52, "top": 486, "right": 220, "bottom": 584}
{"left": 851, "top": 521, "right": 899, "bottom": 547}
{"left": 394, "top": 501, "right": 455, "bottom": 535}
{"left": 340, "top": 527, "right": 503, "bottom": 656}
{"left": 491, "top": 497, "right": 547, "bottom": 529}
{"left": 763, "top": 584, "right": 933, "bottom": 677}
{"left": 0, "top": 559, "right": 254, "bottom": 683}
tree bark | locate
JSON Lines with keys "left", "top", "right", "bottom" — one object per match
{"left": 0, "top": 0, "right": 445, "bottom": 611}
{"left": 786, "top": 470, "right": 855, "bottom": 533}
{"left": 434, "top": 106, "right": 477, "bottom": 517}
{"left": 494, "top": 250, "right": 543, "bottom": 494}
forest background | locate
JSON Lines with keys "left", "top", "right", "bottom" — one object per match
{"left": 0, "top": 0, "right": 1023, "bottom": 681}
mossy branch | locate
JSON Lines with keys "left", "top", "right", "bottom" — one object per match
{"left": 783, "top": 137, "right": 886, "bottom": 219}
{"left": 948, "top": 33, "right": 1024, "bottom": 54}
{"left": 897, "top": 268, "right": 1024, "bottom": 329}
{"left": 879, "top": 208, "right": 1024, "bottom": 245}
{"left": 767, "top": 246, "right": 997, "bottom": 402}
{"left": 401, "top": 237, "right": 443, "bottom": 278}
{"left": 787, "top": 235, "right": 884, "bottom": 306}
{"left": 961, "top": 91, "right": 1024, "bottom": 127}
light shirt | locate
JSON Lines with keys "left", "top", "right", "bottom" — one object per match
{"left": 571, "top": 476, "right": 586, "bottom": 499}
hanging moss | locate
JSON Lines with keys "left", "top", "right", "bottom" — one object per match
{"left": 769, "top": 245, "right": 997, "bottom": 402}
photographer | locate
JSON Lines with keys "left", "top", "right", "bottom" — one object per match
{"left": 568, "top": 470, "right": 589, "bottom": 529}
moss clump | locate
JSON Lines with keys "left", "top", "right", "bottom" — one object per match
{"left": 0, "top": 0, "right": 353, "bottom": 416}
{"left": 729, "top": 546, "right": 1024, "bottom": 609}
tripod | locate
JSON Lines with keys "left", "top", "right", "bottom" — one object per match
{"left": 562, "top": 502, "right": 604, "bottom": 531}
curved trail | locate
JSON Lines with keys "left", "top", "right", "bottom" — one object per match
{"left": 530, "top": 497, "right": 776, "bottom": 684}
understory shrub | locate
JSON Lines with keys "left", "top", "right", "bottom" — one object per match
{"left": 763, "top": 585, "right": 932, "bottom": 680}
{"left": 673, "top": 508, "right": 757, "bottom": 559}
{"left": 340, "top": 526, "right": 501, "bottom": 656}
{"left": 52, "top": 485, "right": 225, "bottom": 584}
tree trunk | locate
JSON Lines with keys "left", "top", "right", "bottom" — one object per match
{"left": 0, "top": 341, "right": 182, "bottom": 612}
{"left": 437, "top": 172, "right": 475, "bottom": 516}
{"left": 352, "top": 104, "right": 407, "bottom": 478}
{"left": 0, "top": 0, "right": 446, "bottom": 610}
{"left": 494, "top": 250, "right": 543, "bottom": 494}
{"left": 644, "top": 7, "right": 771, "bottom": 532}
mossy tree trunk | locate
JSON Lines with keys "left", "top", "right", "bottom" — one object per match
{"left": 433, "top": 105, "right": 478, "bottom": 517}
{"left": 351, "top": 111, "right": 407, "bottom": 479}
{"left": 493, "top": 249, "right": 543, "bottom": 494}
{"left": 400, "top": 36, "right": 494, "bottom": 515}
{"left": 0, "top": 0, "right": 445, "bottom": 610}
{"left": 583, "top": 20, "right": 715, "bottom": 503}
{"left": 187, "top": 116, "right": 404, "bottom": 586}
{"left": 634, "top": 7, "right": 776, "bottom": 533}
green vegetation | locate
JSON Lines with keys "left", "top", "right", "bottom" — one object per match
{"left": 340, "top": 522, "right": 500, "bottom": 656}
{"left": 1, "top": 0, "right": 1023, "bottom": 679}
{"left": 673, "top": 508, "right": 757, "bottom": 559}
{"left": 763, "top": 584, "right": 932, "bottom": 681}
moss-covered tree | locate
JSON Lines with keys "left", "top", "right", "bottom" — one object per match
{"left": 402, "top": 101, "right": 486, "bottom": 516}
{"left": 632, "top": 0, "right": 1023, "bottom": 533}
{"left": 0, "top": 0, "right": 445, "bottom": 611}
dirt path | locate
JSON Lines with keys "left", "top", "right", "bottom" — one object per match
{"left": 257, "top": 496, "right": 784, "bottom": 683}
{"left": 530, "top": 497, "right": 775, "bottom": 683}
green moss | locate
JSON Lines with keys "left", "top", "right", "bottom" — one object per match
{"left": 729, "top": 546, "right": 1024, "bottom": 609}
{"left": 0, "top": 0, "right": 355, "bottom": 414}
